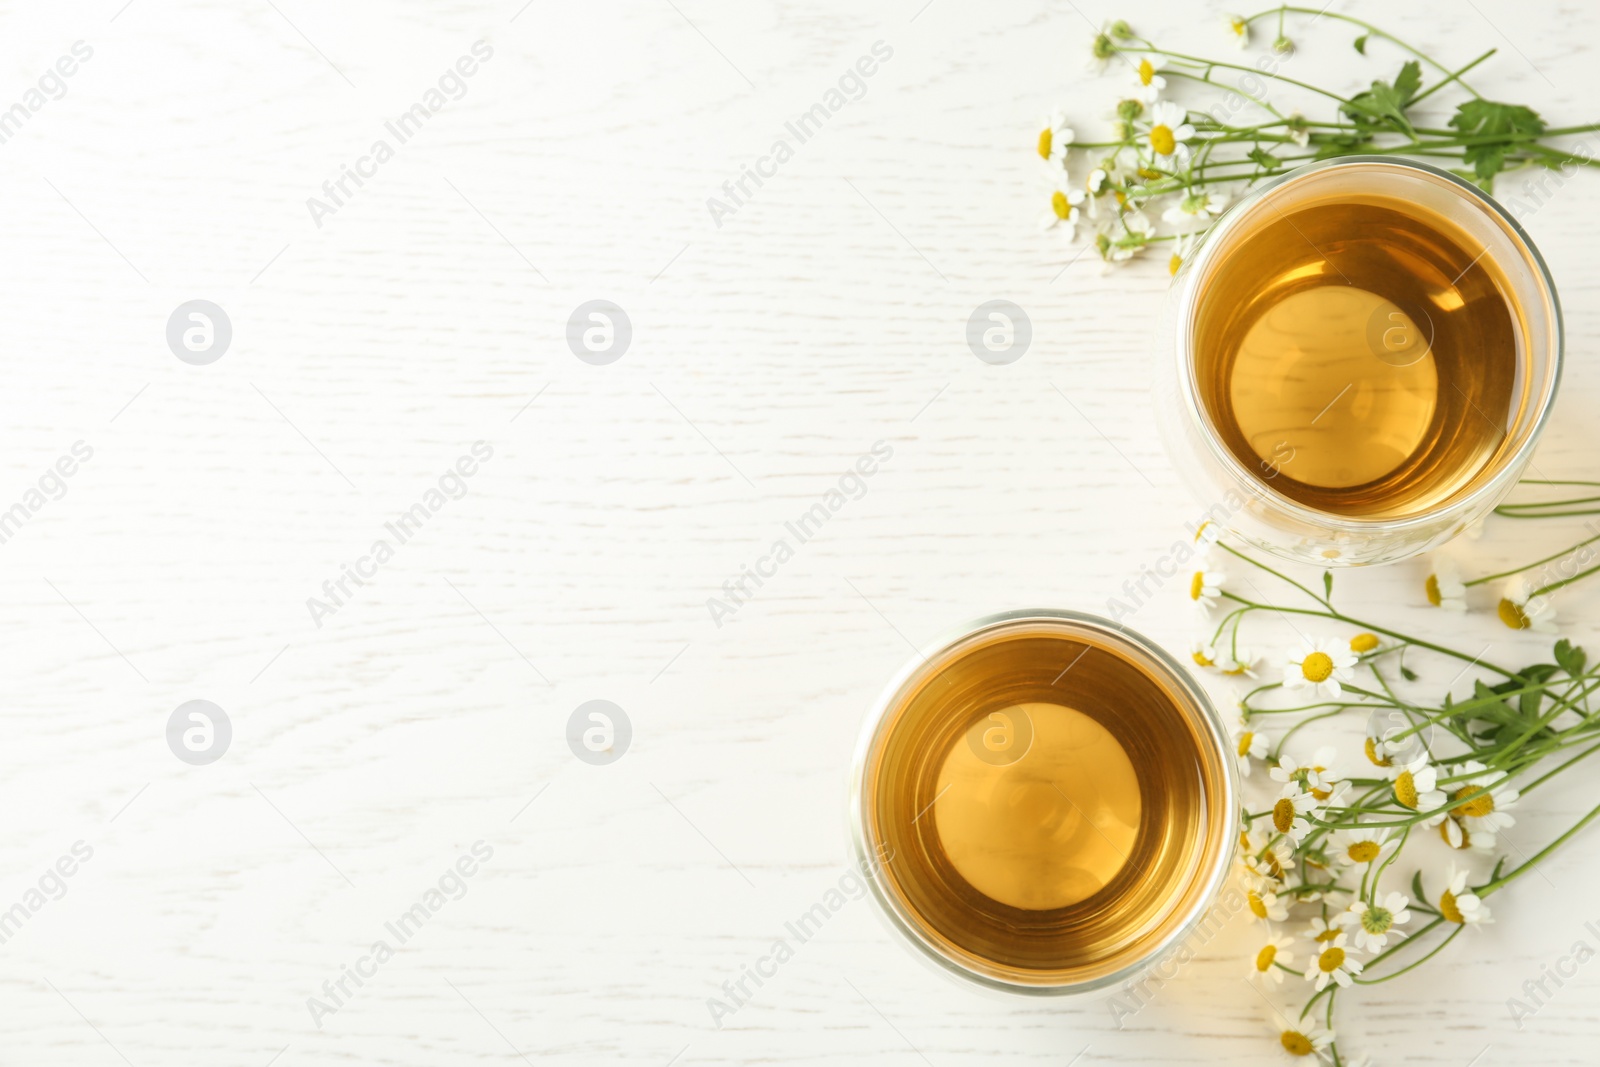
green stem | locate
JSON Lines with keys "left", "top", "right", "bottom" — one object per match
{"left": 1355, "top": 925, "right": 1463, "bottom": 983}
{"left": 1479, "top": 796, "right": 1600, "bottom": 896}
{"left": 1243, "top": 6, "right": 1483, "bottom": 97}
{"left": 1408, "top": 49, "right": 1496, "bottom": 106}
{"left": 1462, "top": 530, "right": 1600, "bottom": 586}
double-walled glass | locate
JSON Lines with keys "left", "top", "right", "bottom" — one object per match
{"left": 1154, "top": 156, "right": 1562, "bottom": 566}
{"left": 848, "top": 609, "right": 1238, "bottom": 996}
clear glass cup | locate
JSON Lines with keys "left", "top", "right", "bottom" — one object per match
{"left": 1153, "top": 155, "right": 1563, "bottom": 567}
{"left": 848, "top": 609, "right": 1238, "bottom": 996}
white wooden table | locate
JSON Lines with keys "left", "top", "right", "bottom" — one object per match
{"left": 3, "top": 1, "right": 1599, "bottom": 1063}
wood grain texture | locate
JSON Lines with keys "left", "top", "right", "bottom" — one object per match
{"left": 2, "top": 0, "right": 1599, "bottom": 1063}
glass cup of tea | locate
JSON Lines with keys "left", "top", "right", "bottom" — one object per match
{"left": 848, "top": 609, "right": 1239, "bottom": 995}
{"left": 1154, "top": 155, "right": 1563, "bottom": 566}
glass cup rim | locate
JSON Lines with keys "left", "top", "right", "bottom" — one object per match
{"left": 847, "top": 607, "right": 1240, "bottom": 996}
{"left": 1172, "top": 154, "right": 1565, "bottom": 536}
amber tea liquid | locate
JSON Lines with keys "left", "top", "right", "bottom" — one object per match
{"left": 1192, "top": 195, "right": 1525, "bottom": 518}
{"left": 859, "top": 618, "right": 1233, "bottom": 988}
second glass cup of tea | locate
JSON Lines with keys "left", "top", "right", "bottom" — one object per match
{"left": 1155, "top": 155, "right": 1562, "bottom": 566}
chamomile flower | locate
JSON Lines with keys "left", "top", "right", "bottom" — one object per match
{"left": 1242, "top": 837, "right": 1296, "bottom": 890}
{"left": 1303, "top": 931, "right": 1363, "bottom": 990}
{"left": 1131, "top": 55, "right": 1167, "bottom": 103}
{"left": 1362, "top": 730, "right": 1398, "bottom": 772}
{"left": 1225, "top": 14, "right": 1250, "bottom": 49}
{"left": 1338, "top": 891, "right": 1411, "bottom": 953}
{"left": 1447, "top": 760, "right": 1520, "bottom": 835}
{"left": 1249, "top": 934, "right": 1296, "bottom": 985}
{"left": 1232, "top": 716, "right": 1271, "bottom": 776}
{"left": 1039, "top": 176, "right": 1086, "bottom": 242}
{"left": 1269, "top": 784, "right": 1317, "bottom": 845}
{"left": 1438, "top": 863, "right": 1492, "bottom": 925}
{"left": 1098, "top": 211, "right": 1154, "bottom": 264}
{"left": 1083, "top": 165, "right": 1111, "bottom": 217}
{"left": 1303, "top": 916, "right": 1341, "bottom": 945}
{"left": 1440, "top": 814, "right": 1496, "bottom": 852}
{"left": 1168, "top": 231, "right": 1198, "bottom": 278}
{"left": 1188, "top": 562, "right": 1226, "bottom": 615}
{"left": 1365, "top": 714, "right": 1428, "bottom": 771}
{"left": 1348, "top": 632, "right": 1382, "bottom": 655}
{"left": 1247, "top": 886, "right": 1290, "bottom": 923}
{"left": 1089, "top": 30, "right": 1118, "bottom": 72}
{"left": 1143, "top": 101, "right": 1196, "bottom": 168}
{"left": 1286, "top": 112, "right": 1311, "bottom": 148}
{"left": 1499, "top": 576, "right": 1558, "bottom": 633}
{"left": 1274, "top": 1025, "right": 1333, "bottom": 1060}
{"left": 1271, "top": 745, "right": 1338, "bottom": 793}
{"left": 1037, "top": 111, "right": 1074, "bottom": 167}
{"left": 1283, "top": 639, "right": 1356, "bottom": 700}
{"left": 1329, "top": 826, "right": 1396, "bottom": 868}
{"left": 1392, "top": 756, "right": 1446, "bottom": 818}
{"left": 1161, "top": 189, "right": 1229, "bottom": 226}
{"left": 1424, "top": 556, "right": 1468, "bottom": 612}
{"left": 1218, "top": 645, "right": 1260, "bottom": 678}
{"left": 1313, "top": 777, "right": 1351, "bottom": 809}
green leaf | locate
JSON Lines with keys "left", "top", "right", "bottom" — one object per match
{"left": 1554, "top": 638, "right": 1588, "bottom": 676}
{"left": 1513, "top": 663, "right": 1559, "bottom": 718}
{"left": 1448, "top": 98, "right": 1547, "bottom": 181}
{"left": 1400, "top": 665, "right": 1419, "bottom": 682}
{"left": 1463, "top": 680, "right": 1521, "bottom": 726}
{"left": 1247, "top": 146, "right": 1283, "bottom": 172}
{"left": 1341, "top": 60, "right": 1423, "bottom": 135}
{"left": 1411, "top": 869, "right": 1426, "bottom": 905}
{"left": 1323, "top": 571, "right": 1334, "bottom": 598}
{"left": 1353, "top": 34, "right": 1368, "bottom": 54}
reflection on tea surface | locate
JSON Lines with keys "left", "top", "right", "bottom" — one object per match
{"left": 864, "top": 626, "right": 1230, "bottom": 987}
{"left": 1195, "top": 197, "right": 1520, "bottom": 518}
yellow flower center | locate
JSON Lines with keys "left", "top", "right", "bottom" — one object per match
{"left": 1441, "top": 818, "right": 1469, "bottom": 849}
{"left": 1255, "top": 944, "right": 1277, "bottom": 971}
{"left": 1194, "top": 649, "right": 1215, "bottom": 667}
{"left": 1051, "top": 190, "right": 1072, "bottom": 219}
{"left": 1038, "top": 128, "right": 1052, "bottom": 160}
{"left": 1169, "top": 252, "right": 1183, "bottom": 276}
{"left": 1350, "top": 632, "right": 1379, "bottom": 653}
{"left": 1425, "top": 573, "right": 1443, "bottom": 606}
{"left": 1301, "top": 651, "right": 1334, "bottom": 683}
{"left": 1137, "top": 166, "right": 1162, "bottom": 181}
{"left": 1248, "top": 890, "right": 1268, "bottom": 919}
{"left": 1394, "top": 770, "right": 1419, "bottom": 809}
{"left": 1266, "top": 851, "right": 1284, "bottom": 879}
{"left": 1440, "top": 889, "right": 1465, "bottom": 924}
{"left": 1149, "top": 124, "right": 1176, "bottom": 156}
{"left": 1190, "top": 571, "right": 1206, "bottom": 600}
{"left": 1272, "top": 797, "right": 1295, "bottom": 834}
{"left": 1231, "top": 16, "right": 1248, "bottom": 37}
{"left": 1280, "top": 1030, "right": 1314, "bottom": 1057}
{"left": 1498, "top": 597, "right": 1530, "bottom": 630}
{"left": 1364, "top": 737, "right": 1392, "bottom": 767}
{"left": 1138, "top": 58, "right": 1156, "bottom": 86}
{"left": 1236, "top": 731, "right": 1254, "bottom": 756}
{"left": 1317, "top": 946, "right": 1345, "bottom": 973}
{"left": 1314, "top": 925, "right": 1339, "bottom": 942}
{"left": 1346, "top": 840, "right": 1380, "bottom": 863}
{"left": 1454, "top": 784, "right": 1494, "bottom": 818}
{"left": 1194, "top": 521, "right": 1212, "bottom": 542}
{"left": 1223, "top": 663, "right": 1248, "bottom": 676}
